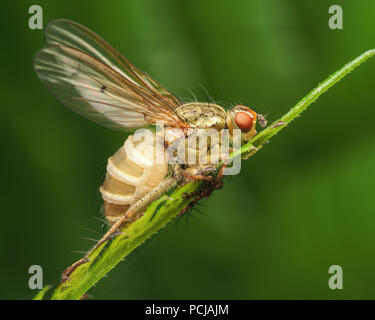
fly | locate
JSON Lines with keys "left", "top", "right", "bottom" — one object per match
{"left": 34, "top": 19, "right": 267, "bottom": 256}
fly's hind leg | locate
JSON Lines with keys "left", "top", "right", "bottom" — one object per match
{"left": 84, "top": 175, "right": 179, "bottom": 261}
{"left": 97, "top": 164, "right": 183, "bottom": 248}
{"left": 62, "top": 175, "right": 179, "bottom": 281}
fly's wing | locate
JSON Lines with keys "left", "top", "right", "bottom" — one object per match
{"left": 34, "top": 19, "right": 186, "bottom": 131}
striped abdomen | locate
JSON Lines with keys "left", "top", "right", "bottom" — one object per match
{"left": 100, "top": 134, "right": 168, "bottom": 224}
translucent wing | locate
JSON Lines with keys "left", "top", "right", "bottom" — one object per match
{"left": 34, "top": 19, "right": 186, "bottom": 131}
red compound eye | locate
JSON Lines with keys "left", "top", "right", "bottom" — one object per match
{"left": 234, "top": 112, "right": 253, "bottom": 132}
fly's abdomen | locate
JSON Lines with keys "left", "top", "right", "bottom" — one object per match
{"left": 100, "top": 134, "right": 168, "bottom": 224}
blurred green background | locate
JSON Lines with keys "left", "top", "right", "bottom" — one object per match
{"left": 1, "top": 0, "right": 375, "bottom": 299}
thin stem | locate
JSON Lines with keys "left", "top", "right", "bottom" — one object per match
{"left": 33, "top": 285, "right": 52, "bottom": 300}
{"left": 246, "top": 50, "right": 375, "bottom": 152}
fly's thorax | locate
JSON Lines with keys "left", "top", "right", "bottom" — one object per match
{"left": 162, "top": 103, "right": 231, "bottom": 166}
{"left": 176, "top": 102, "right": 226, "bottom": 129}
{"left": 164, "top": 127, "right": 230, "bottom": 166}
{"left": 100, "top": 133, "right": 168, "bottom": 224}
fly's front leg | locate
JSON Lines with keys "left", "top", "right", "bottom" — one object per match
{"left": 183, "top": 165, "right": 215, "bottom": 181}
{"left": 179, "top": 172, "right": 224, "bottom": 216}
{"left": 179, "top": 163, "right": 224, "bottom": 215}
{"left": 184, "top": 172, "right": 213, "bottom": 181}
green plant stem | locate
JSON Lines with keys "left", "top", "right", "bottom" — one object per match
{"left": 32, "top": 285, "right": 52, "bottom": 300}
{"left": 51, "top": 183, "right": 204, "bottom": 300}
{"left": 246, "top": 50, "right": 375, "bottom": 151}
{"left": 50, "top": 50, "right": 375, "bottom": 300}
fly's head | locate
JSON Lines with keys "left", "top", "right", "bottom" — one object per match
{"left": 226, "top": 105, "right": 267, "bottom": 144}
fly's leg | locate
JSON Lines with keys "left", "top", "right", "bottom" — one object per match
{"left": 179, "top": 164, "right": 224, "bottom": 215}
{"left": 183, "top": 166, "right": 216, "bottom": 181}
{"left": 179, "top": 177, "right": 224, "bottom": 215}
{"left": 216, "top": 163, "right": 227, "bottom": 180}
{"left": 95, "top": 177, "right": 177, "bottom": 248}
{"left": 62, "top": 171, "right": 182, "bottom": 281}
{"left": 182, "top": 162, "right": 227, "bottom": 182}
{"left": 94, "top": 164, "right": 183, "bottom": 247}
{"left": 183, "top": 172, "right": 213, "bottom": 181}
